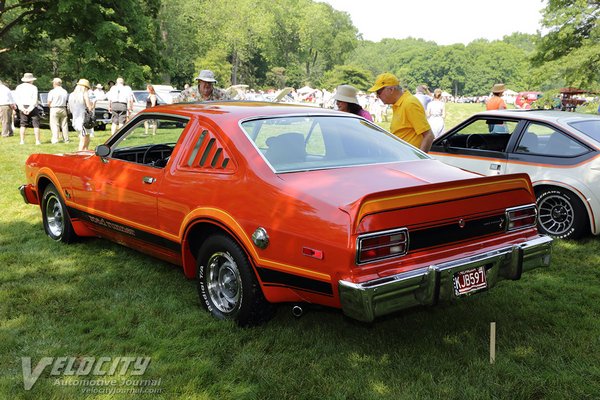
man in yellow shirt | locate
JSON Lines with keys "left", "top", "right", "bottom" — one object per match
{"left": 369, "top": 73, "right": 434, "bottom": 153}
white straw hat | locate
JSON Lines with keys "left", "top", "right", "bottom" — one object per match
{"left": 76, "top": 78, "right": 91, "bottom": 89}
{"left": 21, "top": 73, "right": 37, "bottom": 82}
{"left": 333, "top": 85, "right": 360, "bottom": 105}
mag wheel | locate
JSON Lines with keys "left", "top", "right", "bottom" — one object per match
{"left": 196, "top": 234, "right": 274, "bottom": 326}
{"left": 41, "top": 183, "right": 76, "bottom": 243}
{"left": 536, "top": 188, "right": 587, "bottom": 239}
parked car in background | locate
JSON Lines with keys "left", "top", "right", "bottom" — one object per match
{"left": 131, "top": 90, "right": 168, "bottom": 116}
{"left": 20, "top": 103, "right": 552, "bottom": 325}
{"left": 13, "top": 91, "right": 111, "bottom": 131}
{"left": 431, "top": 109, "right": 600, "bottom": 240}
{"left": 515, "top": 91, "right": 543, "bottom": 109}
{"left": 152, "top": 84, "right": 178, "bottom": 104}
{"left": 95, "top": 90, "right": 168, "bottom": 120}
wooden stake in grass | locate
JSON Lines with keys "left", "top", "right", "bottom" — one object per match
{"left": 490, "top": 322, "right": 496, "bottom": 364}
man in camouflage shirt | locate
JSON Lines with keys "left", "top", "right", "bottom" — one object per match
{"left": 175, "top": 70, "right": 231, "bottom": 102}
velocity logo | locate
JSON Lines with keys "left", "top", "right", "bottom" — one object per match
{"left": 21, "top": 356, "right": 151, "bottom": 390}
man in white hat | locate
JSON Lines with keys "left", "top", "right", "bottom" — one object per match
{"left": 175, "top": 69, "right": 231, "bottom": 102}
{"left": 0, "top": 79, "right": 16, "bottom": 138}
{"left": 47, "top": 77, "right": 70, "bottom": 143}
{"left": 93, "top": 83, "right": 107, "bottom": 101}
{"left": 14, "top": 72, "right": 41, "bottom": 144}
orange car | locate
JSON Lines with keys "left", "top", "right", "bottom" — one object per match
{"left": 20, "top": 102, "right": 553, "bottom": 325}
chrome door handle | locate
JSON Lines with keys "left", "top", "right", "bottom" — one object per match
{"left": 489, "top": 163, "right": 502, "bottom": 171}
{"left": 143, "top": 176, "right": 156, "bottom": 184}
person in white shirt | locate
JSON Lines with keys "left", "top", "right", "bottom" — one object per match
{"left": 0, "top": 80, "right": 16, "bottom": 138}
{"left": 14, "top": 72, "right": 41, "bottom": 144}
{"left": 426, "top": 88, "right": 446, "bottom": 138}
{"left": 47, "top": 77, "right": 70, "bottom": 143}
{"left": 93, "top": 84, "right": 107, "bottom": 101}
{"left": 414, "top": 85, "right": 432, "bottom": 110}
{"left": 106, "top": 77, "right": 134, "bottom": 135}
{"left": 68, "top": 79, "right": 94, "bottom": 151}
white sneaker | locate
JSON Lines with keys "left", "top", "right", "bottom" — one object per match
{"left": 36, "top": 140, "right": 41, "bottom": 145}
{"left": 20, "top": 140, "right": 25, "bottom": 145}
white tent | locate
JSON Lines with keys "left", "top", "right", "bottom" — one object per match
{"left": 297, "top": 85, "right": 315, "bottom": 94}
{"left": 502, "top": 89, "right": 517, "bottom": 104}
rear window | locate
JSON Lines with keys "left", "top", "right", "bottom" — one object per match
{"left": 240, "top": 115, "right": 427, "bottom": 172}
{"left": 569, "top": 120, "right": 600, "bottom": 142}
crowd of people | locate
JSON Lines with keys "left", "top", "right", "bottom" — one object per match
{"left": 0, "top": 73, "right": 139, "bottom": 150}
{"left": 1, "top": 68, "right": 513, "bottom": 155}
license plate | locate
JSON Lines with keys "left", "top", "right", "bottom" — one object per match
{"left": 453, "top": 266, "right": 487, "bottom": 296}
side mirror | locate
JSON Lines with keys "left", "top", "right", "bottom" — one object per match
{"left": 442, "top": 138, "right": 450, "bottom": 151}
{"left": 95, "top": 144, "right": 111, "bottom": 158}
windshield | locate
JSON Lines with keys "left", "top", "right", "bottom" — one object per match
{"left": 240, "top": 115, "right": 427, "bottom": 173}
{"left": 569, "top": 120, "right": 600, "bottom": 143}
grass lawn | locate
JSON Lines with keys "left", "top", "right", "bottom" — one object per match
{"left": 1, "top": 106, "right": 600, "bottom": 399}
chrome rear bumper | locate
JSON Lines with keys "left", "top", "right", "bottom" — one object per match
{"left": 339, "top": 235, "right": 553, "bottom": 322}
{"left": 19, "top": 184, "right": 30, "bottom": 204}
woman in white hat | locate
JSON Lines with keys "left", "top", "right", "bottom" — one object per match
{"left": 333, "top": 84, "right": 373, "bottom": 121}
{"left": 68, "top": 79, "right": 94, "bottom": 151}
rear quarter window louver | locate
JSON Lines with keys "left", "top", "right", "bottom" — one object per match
{"left": 185, "top": 129, "right": 234, "bottom": 172}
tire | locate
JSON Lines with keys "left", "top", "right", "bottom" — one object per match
{"left": 196, "top": 234, "right": 274, "bottom": 326}
{"left": 41, "top": 183, "right": 77, "bottom": 243}
{"left": 536, "top": 188, "right": 587, "bottom": 239}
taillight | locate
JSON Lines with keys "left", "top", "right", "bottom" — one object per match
{"left": 506, "top": 204, "right": 537, "bottom": 231}
{"left": 356, "top": 228, "right": 409, "bottom": 265}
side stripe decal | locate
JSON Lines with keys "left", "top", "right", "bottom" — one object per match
{"left": 68, "top": 207, "right": 181, "bottom": 252}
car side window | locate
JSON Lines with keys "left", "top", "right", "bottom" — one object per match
{"left": 517, "top": 122, "right": 588, "bottom": 157}
{"left": 110, "top": 117, "right": 188, "bottom": 167}
{"left": 443, "top": 118, "right": 518, "bottom": 152}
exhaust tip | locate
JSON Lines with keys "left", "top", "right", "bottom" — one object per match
{"left": 291, "top": 305, "right": 304, "bottom": 318}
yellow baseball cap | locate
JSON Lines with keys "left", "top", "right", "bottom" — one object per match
{"left": 368, "top": 73, "right": 400, "bottom": 92}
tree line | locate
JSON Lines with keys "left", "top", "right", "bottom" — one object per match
{"left": 0, "top": 0, "right": 598, "bottom": 95}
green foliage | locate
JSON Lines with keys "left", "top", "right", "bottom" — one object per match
{"left": 319, "top": 65, "right": 373, "bottom": 91}
{"left": 1, "top": 0, "right": 599, "bottom": 98}
{"left": 531, "top": 89, "right": 562, "bottom": 110}
{"left": 532, "top": 0, "right": 600, "bottom": 89}
{"left": 156, "top": 0, "right": 358, "bottom": 90}
{"left": 1, "top": 0, "right": 163, "bottom": 87}
{"left": 348, "top": 37, "right": 538, "bottom": 96}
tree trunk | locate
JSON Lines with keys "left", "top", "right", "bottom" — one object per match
{"left": 231, "top": 51, "right": 238, "bottom": 85}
